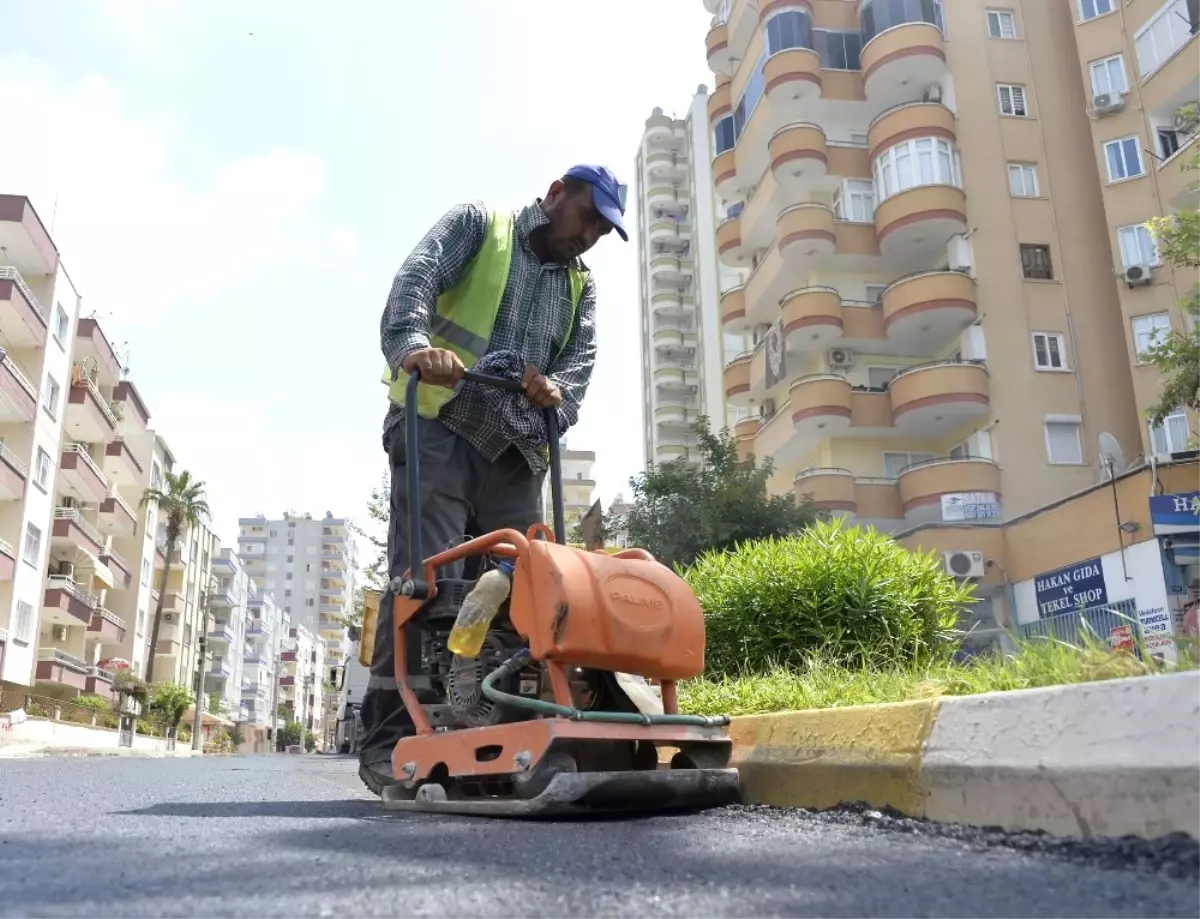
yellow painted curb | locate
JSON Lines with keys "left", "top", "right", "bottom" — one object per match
{"left": 727, "top": 699, "right": 942, "bottom": 815}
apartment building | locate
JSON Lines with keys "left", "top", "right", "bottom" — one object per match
{"left": 541, "top": 443, "right": 597, "bottom": 532}
{"left": 236, "top": 511, "right": 355, "bottom": 720}
{"left": 151, "top": 516, "right": 218, "bottom": 689}
{"left": 278, "top": 622, "right": 323, "bottom": 734}
{"left": 702, "top": 0, "right": 1152, "bottom": 535}
{"left": 0, "top": 194, "right": 180, "bottom": 701}
{"left": 635, "top": 92, "right": 748, "bottom": 471}
{"left": 1068, "top": 0, "right": 1199, "bottom": 459}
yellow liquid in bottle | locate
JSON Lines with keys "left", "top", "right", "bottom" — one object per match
{"left": 446, "top": 620, "right": 490, "bottom": 659}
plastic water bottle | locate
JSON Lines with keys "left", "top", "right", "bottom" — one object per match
{"left": 447, "top": 561, "right": 514, "bottom": 658}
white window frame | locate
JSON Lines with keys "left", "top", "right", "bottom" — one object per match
{"left": 41, "top": 373, "right": 60, "bottom": 419}
{"left": 1089, "top": 54, "right": 1128, "bottom": 96}
{"left": 13, "top": 600, "right": 33, "bottom": 643}
{"left": 997, "top": 83, "right": 1028, "bottom": 116}
{"left": 872, "top": 137, "right": 961, "bottom": 203}
{"left": 1044, "top": 419, "right": 1084, "bottom": 465}
{"left": 1007, "top": 163, "right": 1039, "bottom": 197}
{"left": 987, "top": 9, "right": 1018, "bottom": 38}
{"left": 53, "top": 304, "right": 69, "bottom": 345}
{"left": 1149, "top": 410, "right": 1191, "bottom": 456}
{"left": 883, "top": 451, "right": 936, "bottom": 479}
{"left": 1134, "top": 0, "right": 1198, "bottom": 79}
{"left": 1032, "top": 332, "right": 1070, "bottom": 371}
{"left": 1117, "top": 223, "right": 1161, "bottom": 270}
{"left": 833, "top": 179, "right": 876, "bottom": 222}
{"left": 1078, "top": 0, "right": 1114, "bottom": 21}
{"left": 33, "top": 447, "right": 50, "bottom": 490}
{"left": 21, "top": 522, "right": 41, "bottom": 567}
{"left": 1103, "top": 135, "right": 1145, "bottom": 182}
{"left": 1131, "top": 312, "right": 1172, "bottom": 361}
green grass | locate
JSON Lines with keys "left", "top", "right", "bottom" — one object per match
{"left": 678, "top": 635, "right": 1200, "bottom": 717}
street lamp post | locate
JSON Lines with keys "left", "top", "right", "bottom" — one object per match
{"left": 191, "top": 633, "right": 206, "bottom": 752}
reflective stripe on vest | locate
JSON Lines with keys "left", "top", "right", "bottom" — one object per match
{"left": 381, "top": 208, "right": 588, "bottom": 420}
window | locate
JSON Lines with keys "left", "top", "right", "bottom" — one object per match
{"left": 1008, "top": 163, "right": 1039, "bottom": 196}
{"left": 765, "top": 8, "right": 814, "bottom": 56}
{"left": 141, "top": 558, "right": 150, "bottom": 585}
{"left": 21, "top": 522, "right": 40, "bottom": 567}
{"left": 997, "top": 83, "right": 1028, "bottom": 116}
{"left": 13, "top": 600, "right": 33, "bottom": 643}
{"left": 137, "top": 608, "right": 146, "bottom": 637}
{"left": 1032, "top": 332, "right": 1068, "bottom": 370}
{"left": 1103, "top": 136, "right": 1144, "bottom": 181}
{"left": 305, "top": 598, "right": 315, "bottom": 607}
{"left": 1150, "top": 411, "right": 1191, "bottom": 455}
{"left": 987, "top": 9, "right": 1017, "bottom": 38}
{"left": 1079, "top": 0, "right": 1113, "bottom": 21}
{"left": 861, "top": 0, "right": 945, "bottom": 43}
{"left": 813, "top": 29, "right": 863, "bottom": 70}
{"left": 867, "top": 367, "right": 898, "bottom": 389}
{"left": 33, "top": 447, "right": 50, "bottom": 490}
{"left": 1135, "top": 0, "right": 1199, "bottom": 79}
{"left": 872, "top": 137, "right": 960, "bottom": 201}
{"left": 1020, "top": 244, "right": 1054, "bottom": 280}
{"left": 1045, "top": 420, "right": 1083, "bottom": 464}
{"left": 865, "top": 284, "right": 888, "bottom": 305}
{"left": 833, "top": 180, "right": 876, "bottom": 221}
{"left": 1089, "top": 54, "right": 1128, "bottom": 95}
{"left": 41, "top": 373, "right": 60, "bottom": 419}
{"left": 53, "top": 304, "right": 68, "bottom": 345}
{"left": 1158, "top": 127, "right": 1183, "bottom": 160}
{"left": 883, "top": 452, "right": 935, "bottom": 478}
{"left": 1132, "top": 312, "right": 1172, "bottom": 360}
{"left": 1118, "top": 223, "right": 1159, "bottom": 269}
{"left": 948, "top": 442, "right": 969, "bottom": 460}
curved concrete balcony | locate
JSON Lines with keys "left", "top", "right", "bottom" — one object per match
{"left": 650, "top": 255, "right": 689, "bottom": 288}
{"left": 653, "top": 366, "right": 686, "bottom": 389}
{"left": 656, "top": 443, "right": 690, "bottom": 462}
{"left": 888, "top": 361, "right": 990, "bottom": 434}
{"left": 724, "top": 354, "right": 753, "bottom": 405}
{"left": 720, "top": 286, "right": 747, "bottom": 332}
{"left": 716, "top": 215, "right": 748, "bottom": 267}
{"left": 706, "top": 21, "right": 732, "bottom": 73}
{"left": 646, "top": 151, "right": 688, "bottom": 184}
{"left": 763, "top": 47, "right": 822, "bottom": 112}
{"left": 881, "top": 271, "right": 977, "bottom": 350}
{"left": 734, "top": 417, "right": 759, "bottom": 462}
{"left": 860, "top": 21, "right": 947, "bottom": 109}
{"left": 649, "top": 218, "right": 687, "bottom": 248}
{"left": 789, "top": 374, "right": 853, "bottom": 434}
{"left": 874, "top": 184, "right": 967, "bottom": 261}
{"left": 655, "top": 403, "right": 690, "bottom": 426}
{"left": 897, "top": 456, "right": 1001, "bottom": 522}
{"left": 782, "top": 286, "right": 843, "bottom": 350}
{"left": 713, "top": 149, "right": 739, "bottom": 203}
{"left": 794, "top": 467, "right": 857, "bottom": 514}
{"left": 647, "top": 184, "right": 686, "bottom": 215}
{"left": 777, "top": 204, "right": 836, "bottom": 265}
{"left": 653, "top": 329, "right": 685, "bottom": 352}
{"left": 651, "top": 291, "right": 688, "bottom": 318}
{"left": 868, "top": 102, "right": 957, "bottom": 160}
{"left": 644, "top": 112, "right": 678, "bottom": 149}
{"left": 769, "top": 123, "right": 829, "bottom": 188}
{"left": 707, "top": 82, "right": 732, "bottom": 128}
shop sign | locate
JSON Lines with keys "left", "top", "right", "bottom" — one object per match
{"left": 1034, "top": 557, "right": 1107, "bottom": 618}
{"left": 941, "top": 491, "right": 1001, "bottom": 521}
{"left": 1149, "top": 492, "right": 1200, "bottom": 535}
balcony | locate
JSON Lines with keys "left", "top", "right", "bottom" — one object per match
{"left": 645, "top": 150, "right": 688, "bottom": 183}
{"left": 111, "top": 380, "right": 151, "bottom": 431}
{"left": 66, "top": 371, "right": 119, "bottom": 444}
{"left": 0, "top": 352, "right": 38, "bottom": 422}
{"left": 644, "top": 111, "right": 681, "bottom": 150}
{"left": 98, "top": 491, "right": 138, "bottom": 537}
{"left": 103, "top": 438, "right": 144, "bottom": 485}
{"left": 880, "top": 270, "right": 977, "bottom": 350}
{"left": 60, "top": 444, "right": 109, "bottom": 503}
{"left": 868, "top": 102, "right": 956, "bottom": 162}
{"left": 777, "top": 204, "right": 837, "bottom": 265}
{"left": 719, "top": 286, "right": 747, "bottom": 332}
{"left": 52, "top": 507, "right": 104, "bottom": 556}
{"left": 781, "top": 287, "right": 844, "bottom": 351}
{"left": 706, "top": 82, "right": 732, "bottom": 130}
{"left": 243, "top": 653, "right": 268, "bottom": 668}
{"left": 723, "top": 353, "right": 752, "bottom": 404}
{"left": 769, "top": 125, "right": 873, "bottom": 193}
{"left": 208, "top": 658, "right": 232, "bottom": 678}
{"left": 99, "top": 548, "right": 132, "bottom": 589}
{"left": 763, "top": 47, "right": 823, "bottom": 112}
{"left": 0, "top": 266, "right": 48, "bottom": 348}
{"left": 706, "top": 20, "right": 732, "bottom": 72}
{"left": 0, "top": 195, "right": 58, "bottom": 276}
{"left": 84, "top": 665, "right": 116, "bottom": 699}
{"left": 246, "top": 619, "right": 266, "bottom": 637}
{"left": 653, "top": 365, "right": 688, "bottom": 389}
{"left": 790, "top": 374, "right": 855, "bottom": 435}
{"left": 280, "top": 650, "right": 297, "bottom": 663}
{"left": 208, "top": 622, "right": 235, "bottom": 645}
{"left": 654, "top": 402, "right": 693, "bottom": 427}
{"left": 321, "top": 550, "right": 346, "bottom": 567}
{"left": 887, "top": 361, "right": 991, "bottom": 434}
{"left": 280, "top": 675, "right": 296, "bottom": 687}
{"left": 88, "top": 606, "right": 127, "bottom": 644}
{"left": 0, "top": 442, "right": 27, "bottom": 502}
{"left": 35, "top": 648, "right": 89, "bottom": 691}
{"left": 43, "top": 576, "right": 97, "bottom": 626}
{"left": 74, "top": 318, "right": 122, "bottom": 387}
{"left": 209, "top": 588, "right": 236, "bottom": 607}
{"left": 793, "top": 468, "right": 859, "bottom": 514}
{"left": 0, "top": 538, "right": 15, "bottom": 582}
{"left": 860, "top": 19, "right": 947, "bottom": 109}
{"left": 874, "top": 184, "right": 967, "bottom": 262}
{"left": 897, "top": 456, "right": 1002, "bottom": 523}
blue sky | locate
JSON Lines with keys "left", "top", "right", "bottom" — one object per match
{"left": 0, "top": 0, "right": 712, "bottom": 547}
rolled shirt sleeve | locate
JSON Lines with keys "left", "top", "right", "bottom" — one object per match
{"left": 548, "top": 276, "right": 598, "bottom": 430}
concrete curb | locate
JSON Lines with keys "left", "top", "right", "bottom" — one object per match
{"left": 0, "top": 743, "right": 202, "bottom": 759}
{"left": 728, "top": 671, "right": 1200, "bottom": 840}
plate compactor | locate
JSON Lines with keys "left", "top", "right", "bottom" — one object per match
{"left": 375, "top": 368, "right": 740, "bottom": 818}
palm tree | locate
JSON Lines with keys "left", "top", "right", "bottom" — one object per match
{"left": 141, "top": 470, "right": 210, "bottom": 682}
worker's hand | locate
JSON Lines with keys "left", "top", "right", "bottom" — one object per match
{"left": 402, "top": 348, "right": 465, "bottom": 388}
{"left": 522, "top": 364, "right": 562, "bottom": 408}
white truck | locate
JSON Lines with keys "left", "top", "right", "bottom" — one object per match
{"left": 333, "top": 626, "right": 371, "bottom": 755}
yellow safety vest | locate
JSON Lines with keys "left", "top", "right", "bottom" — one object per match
{"left": 381, "top": 208, "right": 589, "bottom": 418}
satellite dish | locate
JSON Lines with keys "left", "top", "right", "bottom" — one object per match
{"left": 1099, "top": 432, "right": 1127, "bottom": 479}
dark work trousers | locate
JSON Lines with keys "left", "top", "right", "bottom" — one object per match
{"left": 357, "top": 414, "right": 545, "bottom": 769}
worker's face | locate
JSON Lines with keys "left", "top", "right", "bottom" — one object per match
{"left": 542, "top": 179, "right": 613, "bottom": 262}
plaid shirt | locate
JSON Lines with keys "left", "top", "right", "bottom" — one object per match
{"left": 380, "top": 200, "right": 598, "bottom": 473}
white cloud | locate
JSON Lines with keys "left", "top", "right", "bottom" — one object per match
{"left": 0, "top": 53, "right": 356, "bottom": 325}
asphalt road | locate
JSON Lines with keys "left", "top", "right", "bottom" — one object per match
{"left": 0, "top": 754, "right": 1196, "bottom": 918}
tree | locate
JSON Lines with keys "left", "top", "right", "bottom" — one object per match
{"left": 615, "top": 416, "right": 820, "bottom": 569}
{"left": 148, "top": 682, "right": 193, "bottom": 729}
{"left": 1144, "top": 104, "right": 1199, "bottom": 432}
{"left": 350, "top": 469, "right": 389, "bottom": 591}
{"left": 141, "top": 470, "right": 210, "bottom": 682}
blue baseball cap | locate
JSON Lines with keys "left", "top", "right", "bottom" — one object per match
{"left": 565, "top": 164, "right": 628, "bottom": 242}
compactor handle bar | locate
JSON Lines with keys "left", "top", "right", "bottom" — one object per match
{"left": 401, "top": 368, "right": 566, "bottom": 600}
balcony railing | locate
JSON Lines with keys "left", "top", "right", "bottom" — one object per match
{"left": 65, "top": 443, "right": 105, "bottom": 482}
{"left": 37, "top": 647, "right": 89, "bottom": 671}
{"left": 94, "top": 606, "right": 126, "bottom": 631}
{"left": 74, "top": 370, "right": 119, "bottom": 429}
{"left": 0, "top": 441, "right": 28, "bottom": 476}
{"left": 106, "top": 489, "right": 135, "bottom": 519}
{"left": 0, "top": 266, "right": 47, "bottom": 323}
{"left": 87, "top": 664, "right": 115, "bottom": 682}
{"left": 0, "top": 536, "right": 15, "bottom": 559}
{"left": 1, "top": 353, "right": 37, "bottom": 401}
{"left": 46, "top": 574, "right": 98, "bottom": 609}
{"left": 101, "top": 545, "right": 129, "bottom": 571}
{"left": 55, "top": 506, "right": 104, "bottom": 546}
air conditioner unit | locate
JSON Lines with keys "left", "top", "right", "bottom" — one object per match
{"left": 828, "top": 347, "right": 855, "bottom": 369}
{"left": 1092, "top": 92, "right": 1125, "bottom": 116}
{"left": 1174, "top": 107, "right": 1199, "bottom": 135}
{"left": 943, "top": 550, "right": 985, "bottom": 579}
{"left": 52, "top": 625, "right": 69, "bottom": 642}
{"left": 163, "top": 611, "right": 177, "bottom": 624}
{"left": 1125, "top": 264, "right": 1153, "bottom": 287}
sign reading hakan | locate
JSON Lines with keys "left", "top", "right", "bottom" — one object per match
{"left": 1034, "top": 557, "right": 1108, "bottom": 618}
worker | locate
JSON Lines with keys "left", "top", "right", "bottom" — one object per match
{"left": 357, "top": 165, "right": 628, "bottom": 794}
